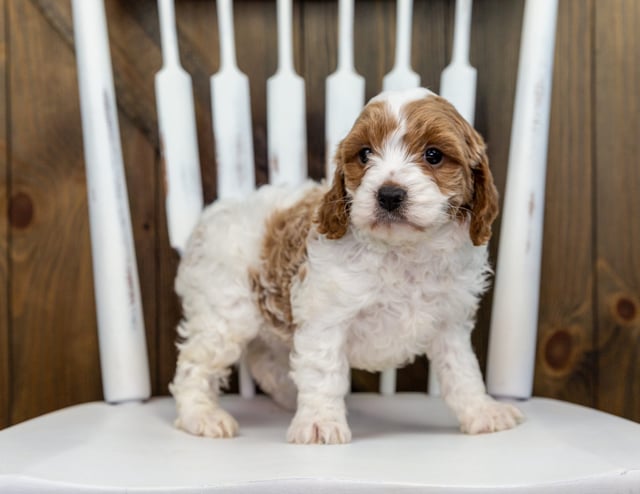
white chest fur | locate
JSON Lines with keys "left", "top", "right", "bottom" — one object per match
{"left": 293, "top": 224, "right": 491, "bottom": 372}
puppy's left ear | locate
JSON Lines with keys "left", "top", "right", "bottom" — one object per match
{"left": 468, "top": 140, "right": 499, "bottom": 246}
{"left": 316, "top": 149, "right": 350, "bottom": 239}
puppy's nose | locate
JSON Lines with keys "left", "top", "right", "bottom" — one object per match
{"left": 377, "top": 185, "right": 407, "bottom": 212}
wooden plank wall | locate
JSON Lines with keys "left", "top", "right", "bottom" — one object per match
{"left": 0, "top": 0, "right": 8, "bottom": 430}
{"left": 535, "top": 0, "right": 595, "bottom": 408}
{"left": 0, "top": 0, "right": 638, "bottom": 428}
{"left": 594, "top": 0, "right": 640, "bottom": 419}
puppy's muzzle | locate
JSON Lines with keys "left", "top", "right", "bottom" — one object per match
{"left": 377, "top": 185, "right": 407, "bottom": 212}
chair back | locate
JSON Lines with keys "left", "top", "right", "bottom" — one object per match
{"left": 72, "top": 0, "right": 558, "bottom": 404}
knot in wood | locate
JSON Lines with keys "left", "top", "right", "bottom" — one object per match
{"left": 615, "top": 296, "right": 637, "bottom": 323}
{"left": 544, "top": 329, "right": 573, "bottom": 372}
{"left": 9, "top": 192, "right": 34, "bottom": 229}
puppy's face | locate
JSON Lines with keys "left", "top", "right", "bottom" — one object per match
{"left": 317, "top": 89, "right": 498, "bottom": 246}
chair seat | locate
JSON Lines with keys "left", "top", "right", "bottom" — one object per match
{"left": 0, "top": 394, "right": 639, "bottom": 493}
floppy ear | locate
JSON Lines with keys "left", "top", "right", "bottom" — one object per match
{"left": 469, "top": 144, "right": 499, "bottom": 246}
{"left": 316, "top": 149, "right": 349, "bottom": 239}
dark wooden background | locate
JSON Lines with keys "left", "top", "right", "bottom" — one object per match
{"left": 0, "top": 0, "right": 638, "bottom": 429}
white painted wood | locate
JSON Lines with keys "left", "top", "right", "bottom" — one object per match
{"left": 382, "top": 0, "right": 420, "bottom": 91}
{"left": 428, "top": 367, "right": 440, "bottom": 396}
{"left": 267, "top": 0, "right": 307, "bottom": 186}
{"left": 6, "top": 6, "right": 640, "bottom": 494}
{"left": 439, "top": 0, "right": 476, "bottom": 125}
{"left": 487, "top": 0, "right": 559, "bottom": 400}
{"left": 2, "top": 395, "right": 640, "bottom": 492}
{"left": 155, "top": 0, "right": 204, "bottom": 255}
{"left": 211, "top": 0, "right": 257, "bottom": 399}
{"left": 212, "top": 0, "right": 256, "bottom": 200}
{"left": 429, "top": 0, "right": 477, "bottom": 397}
{"left": 237, "top": 355, "right": 256, "bottom": 400}
{"left": 325, "top": 0, "right": 365, "bottom": 180}
{"left": 380, "top": 0, "right": 420, "bottom": 395}
{"left": 72, "top": 0, "right": 150, "bottom": 403}
{"left": 379, "top": 369, "right": 397, "bottom": 396}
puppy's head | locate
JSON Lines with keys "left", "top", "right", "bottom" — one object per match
{"left": 316, "top": 88, "right": 498, "bottom": 246}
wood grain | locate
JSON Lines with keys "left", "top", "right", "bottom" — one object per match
{"left": 84, "top": 0, "right": 219, "bottom": 204}
{"left": 0, "top": 0, "right": 9, "bottom": 429}
{"left": 396, "top": 0, "right": 448, "bottom": 392}
{"left": 415, "top": 0, "right": 448, "bottom": 93}
{"left": 101, "top": 0, "right": 161, "bottom": 398}
{"left": 534, "top": 0, "right": 595, "bottom": 407}
{"left": 460, "top": 0, "right": 524, "bottom": 375}
{"left": 233, "top": 1, "right": 278, "bottom": 186}
{"left": 31, "top": 0, "right": 160, "bottom": 397}
{"left": 1, "top": 0, "right": 639, "bottom": 427}
{"left": 8, "top": 0, "right": 101, "bottom": 423}
{"left": 118, "top": 114, "right": 158, "bottom": 395}
{"left": 302, "top": 0, "right": 336, "bottom": 180}
{"left": 124, "top": 0, "right": 216, "bottom": 392}
{"left": 353, "top": 0, "right": 391, "bottom": 99}
{"left": 33, "top": 0, "right": 159, "bottom": 151}
{"left": 165, "top": 0, "right": 218, "bottom": 202}
{"left": 155, "top": 170, "right": 181, "bottom": 395}
{"left": 154, "top": 1, "right": 284, "bottom": 394}
{"left": 595, "top": 0, "right": 640, "bottom": 421}
{"left": 347, "top": 0, "right": 388, "bottom": 392}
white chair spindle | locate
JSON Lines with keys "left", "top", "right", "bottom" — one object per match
{"left": 379, "top": 0, "right": 420, "bottom": 396}
{"left": 429, "top": 0, "right": 477, "bottom": 397}
{"left": 155, "top": 0, "right": 204, "bottom": 256}
{"left": 72, "top": 0, "right": 150, "bottom": 403}
{"left": 212, "top": 0, "right": 256, "bottom": 201}
{"left": 487, "top": 0, "right": 559, "bottom": 399}
{"left": 325, "top": 0, "right": 365, "bottom": 180}
{"left": 267, "top": 0, "right": 307, "bottom": 187}
{"left": 211, "top": 0, "right": 257, "bottom": 398}
{"left": 439, "top": 0, "right": 476, "bottom": 125}
{"left": 3, "top": 4, "right": 640, "bottom": 493}
{"left": 382, "top": 0, "right": 420, "bottom": 91}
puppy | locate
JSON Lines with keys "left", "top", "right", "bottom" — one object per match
{"left": 170, "top": 87, "right": 523, "bottom": 444}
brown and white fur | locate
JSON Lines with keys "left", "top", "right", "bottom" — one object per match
{"left": 170, "top": 88, "right": 523, "bottom": 444}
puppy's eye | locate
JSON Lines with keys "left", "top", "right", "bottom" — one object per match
{"left": 358, "top": 147, "right": 372, "bottom": 164}
{"left": 424, "top": 147, "right": 444, "bottom": 166}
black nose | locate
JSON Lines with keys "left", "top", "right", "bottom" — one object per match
{"left": 377, "top": 185, "right": 407, "bottom": 212}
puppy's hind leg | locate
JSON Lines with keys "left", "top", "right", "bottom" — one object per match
{"left": 170, "top": 312, "right": 254, "bottom": 438}
{"left": 246, "top": 337, "right": 297, "bottom": 411}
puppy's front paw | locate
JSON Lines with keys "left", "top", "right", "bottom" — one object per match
{"left": 460, "top": 398, "right": 524, "bottom": 434}
{"left": 287, "top": 415, "right": 352, "bottom": 444}
{"left": 175, "top": 405, "right": 239, "bottom": 438}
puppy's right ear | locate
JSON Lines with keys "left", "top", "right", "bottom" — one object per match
{"left": 316, "top": 148, "right": 349, "bottom": 239}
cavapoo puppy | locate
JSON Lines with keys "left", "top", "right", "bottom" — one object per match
{"left": 170, "top": 87, "right": 523, "bottom": 444}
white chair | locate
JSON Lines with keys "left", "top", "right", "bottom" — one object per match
{"left": 1, "top": 0, "right": 639, "bottom": 493}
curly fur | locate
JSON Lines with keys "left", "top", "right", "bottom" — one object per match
{"left": 170, "top": 88, "right": 522, "bottom": 444}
